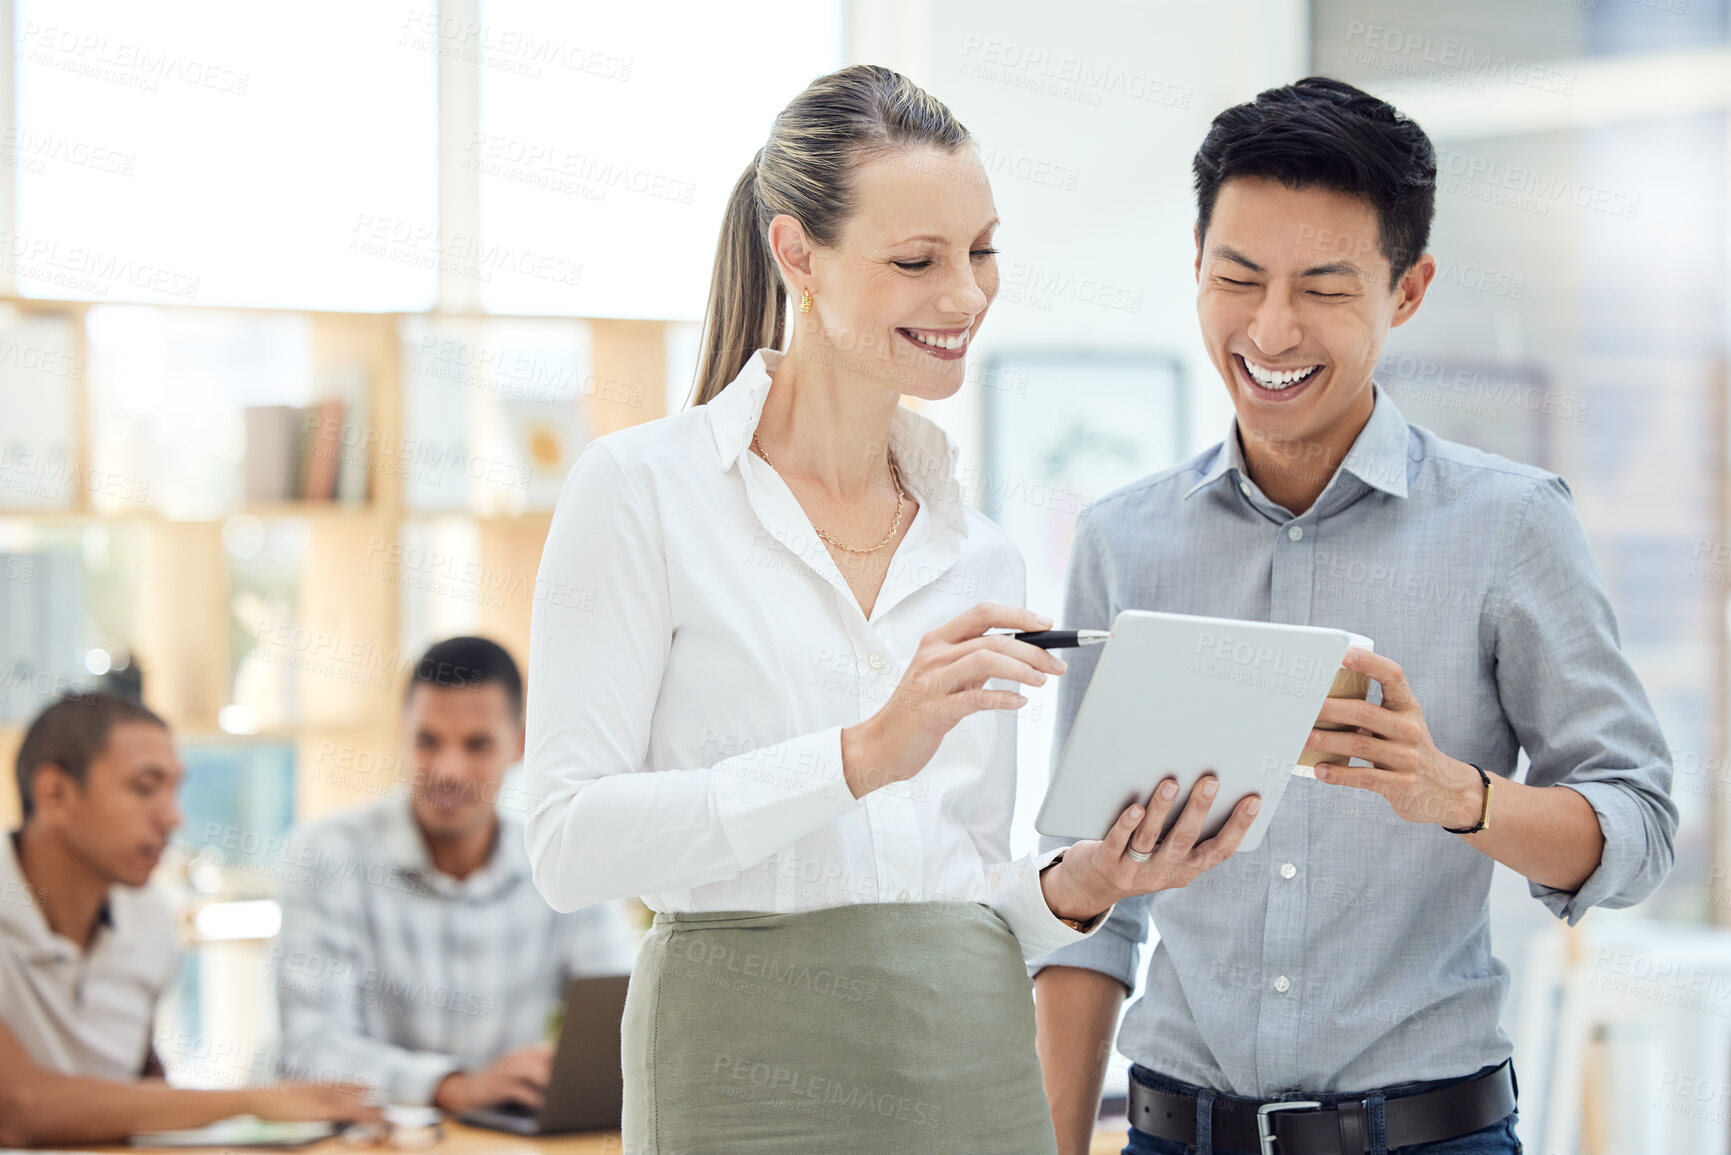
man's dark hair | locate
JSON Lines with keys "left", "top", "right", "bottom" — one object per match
{"left": 14, "top": 692, "right": 168, "bottom": 822}
{"left": 1193, "top": 76, "right": 1436, "bottom": 289}
{"left": 404, "top": 636, "right": 524, "bottom": 722}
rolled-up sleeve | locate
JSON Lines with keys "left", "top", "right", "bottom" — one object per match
{"left": 1025, "top": 508, "right": 1150, "bottom": 986}
{"left": 1492, "top": 476, "right": 1678, "bottom": 925}
{"left": 1029, "top": 890, "right": 1153, "bottom": 992}
{"left": 524, "top": 442, "right": 860, "bottom": 913}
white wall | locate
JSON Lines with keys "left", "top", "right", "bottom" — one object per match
{"left": 851, "top": 0, "right": 1308, "bottom": 470}
{"left": 849, "top": 0, "right": 1311, "bottom": 856}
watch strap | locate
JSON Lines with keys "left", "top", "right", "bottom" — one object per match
{"left": 1442, "top": 763, "right": 1493, "bottom": 834}
{"left": 1041, "top": 851, "right": 1104, "bottom": 933}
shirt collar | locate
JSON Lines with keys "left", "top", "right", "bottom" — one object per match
{"left": 1337, "top": 383, "right": 1412, "bottom": 499}
{"left": 0, "top": 829, "right": 109, "bottom": 961}
{"left": 1184, "top": 383, "right": 1411, "bottom": 502}
{"left": 1183, "top": 424, "right": 1248, "bottom": 500}
{"left": 704, "top": 347, "right": 970, "bottom": 539}
{"left": 378, "top": 801, "right": 521, "bottom": 897}
{"left": 378, "top": 802, "right": 434, "bottom": 874}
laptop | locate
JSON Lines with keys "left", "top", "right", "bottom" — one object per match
{"left": 458, "top": 973, "right": 632, "bottom": 1135}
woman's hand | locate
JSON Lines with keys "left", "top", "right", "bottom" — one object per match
{"left": 1039, "top": 775, "right": 1260, "bottom": 923}
{"left": 840, "top": 602, "right": 1065, "bottom": 799}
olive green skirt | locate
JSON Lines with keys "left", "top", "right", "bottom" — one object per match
{"left": 619, "top": 901, "right": 1058, "bottom": 1155}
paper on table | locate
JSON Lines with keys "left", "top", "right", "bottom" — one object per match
{"left": 128, "top": 1117, "right": 336, "bottom": 1148}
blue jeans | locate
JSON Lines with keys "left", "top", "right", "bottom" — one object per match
{"left": 1120, "top": 1063, "right": 1521, "bottom": 1155}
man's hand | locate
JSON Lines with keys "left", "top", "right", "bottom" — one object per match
{"left": 1304, "top": 649, "right": 1485, "bottom": 829}
{"left": 0, "top": 1018, "right": 385, "bottom": 1146}
{"left": 432, "top": 1044, "right": 555, "bottom": 1114}
{"left": 244, "top": 1082, "right": 383, "bottom": 1124}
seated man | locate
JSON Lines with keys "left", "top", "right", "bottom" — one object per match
{"left": 276, "top": 636, "right": 639, "bottom": 1112}
{"left": 0, "top": 692, "right": 378, "bottom": 1147}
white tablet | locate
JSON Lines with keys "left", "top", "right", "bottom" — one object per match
{"left": 1034, "top": 609, "right": 1355, "bottom": 855}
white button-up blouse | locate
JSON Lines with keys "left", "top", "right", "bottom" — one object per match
{"left": 523, "top": 349, "right": 1101, "bottom": 961}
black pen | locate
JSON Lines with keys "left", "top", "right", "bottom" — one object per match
{"left": 1007, "top": 629, "right": 1112, "bottom": 650}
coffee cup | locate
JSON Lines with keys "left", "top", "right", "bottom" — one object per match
{"left": 1295, "top": 632, "right": 1375, "bottom": 774}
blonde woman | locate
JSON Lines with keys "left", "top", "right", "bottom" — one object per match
{"left": 523, "top": 64, "right": 1257, "bottom": 1154}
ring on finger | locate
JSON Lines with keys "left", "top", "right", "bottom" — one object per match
{"left": 1126, "top": 845, "right": 1152, "bottom": 863}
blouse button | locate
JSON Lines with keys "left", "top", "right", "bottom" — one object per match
{"left": 868, "top": 653, "right": 888, "bottom": 671}
{"left": 1274, "top": 975, "right": 1291, "bottom": 994}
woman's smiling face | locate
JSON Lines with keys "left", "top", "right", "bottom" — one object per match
{"left": 782, "top": 145, "right": 1000, "bottom": 401}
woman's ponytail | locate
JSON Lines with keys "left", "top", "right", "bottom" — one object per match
{"left": 690, "top": 152, "right": 784, "bottom": 407}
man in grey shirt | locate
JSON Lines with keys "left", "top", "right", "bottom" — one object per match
{"left": 1032, "top": 78, "right": 1676, "bottom": 1155}
{"left": 275, "top": 637, "right": 638, "bottom": 1111}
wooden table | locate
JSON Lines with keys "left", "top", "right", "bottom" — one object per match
{"left": 72, "top": 1118, "right": 1135, "bottom": 1155}
{"left": 78, "top": 1123, "right": 621, "bottom": 1155}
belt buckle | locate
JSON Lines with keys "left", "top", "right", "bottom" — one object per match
{"left": 1256, "top": 1099, "right": 1323, "bottom": 1155}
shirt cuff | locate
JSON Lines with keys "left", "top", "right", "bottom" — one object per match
{"left": 391, "top": 1051, "right": 466, "bottom": 1107}
{"left": 1529, "top": 780, "right": 1650, "bottom": 926}
{"left": 987, "top": 845, "right": 1115, "bottom": 963}
{"left": 1026, "top": 906, "right": 1144, "bottom": 989}
{"left": 711, "top": 726, "right": 861, "bottom": 869}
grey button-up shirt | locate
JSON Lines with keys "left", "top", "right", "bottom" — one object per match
{"left": 274, "top": 800, "right": 640, "bottom": 1105}
{"left": 1030, "top": 385, "right": 1677, "bottom": 1097}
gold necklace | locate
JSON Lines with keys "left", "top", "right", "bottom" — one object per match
{"left": 750, "top": 433, "right": 907, "bottom": 554}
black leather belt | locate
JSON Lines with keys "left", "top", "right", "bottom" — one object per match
{"left": 1126, "top": 1061, "right": 1516, "bottom": 1155}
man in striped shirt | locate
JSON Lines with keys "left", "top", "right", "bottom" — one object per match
{"left": 274, "top": 636, "right": 639, "bottom": 1111}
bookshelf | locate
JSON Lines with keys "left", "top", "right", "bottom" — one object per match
{"left": 0, "top": 299, "right": 672, "bottom": 832}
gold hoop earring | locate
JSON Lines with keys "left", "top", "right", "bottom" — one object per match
{"left": 798, "top": 288, "right": 813, "bottom": 314}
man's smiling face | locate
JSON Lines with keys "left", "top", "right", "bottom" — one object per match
{"left": 1196, "top": 175, "right": 1432, "bottom": 464}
